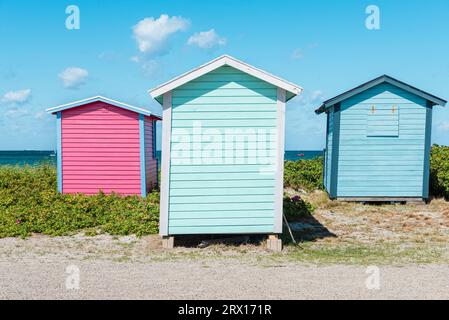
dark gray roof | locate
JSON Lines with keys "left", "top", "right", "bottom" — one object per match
{"left": 315, "top": 75, "right": 447, "bottom": 114}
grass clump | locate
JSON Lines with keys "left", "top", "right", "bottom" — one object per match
{"left": 283, "top": 194, "right": 315, "bottom": 218}
{"left": 430, "top": 144, "right": 449, "bottom": 199}
{"left": 0, "top": 165, "right": 159, "bottom": 238}
{"left": 285, "top": 242, "right": 449, "bottom": 265}
{"left": 284, "top": 157, "right": 323, "bottom": 191}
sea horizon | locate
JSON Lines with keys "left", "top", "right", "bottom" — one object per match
{"left": 0, "top": 150, "right": 323, "bottom": 166}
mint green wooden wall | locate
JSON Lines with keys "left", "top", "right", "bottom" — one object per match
{"left": 334, "top": 83, "right": 429, "bottom": 198}
{"left": 168, "top": 66, "right": 278, "bottom": 235}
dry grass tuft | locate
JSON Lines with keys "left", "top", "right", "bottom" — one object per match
{"left": 282, "top": 190, "right": 449, "bottom": 264}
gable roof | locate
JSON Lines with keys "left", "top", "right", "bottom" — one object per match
{"left": 315, "top": 75, "right": 447, "bottom": 114}
{"left": 149, "top": 55, "right": 303, "bottom": 102}
{"left": 46, "top": 96, "right": 162, "bottom": 119}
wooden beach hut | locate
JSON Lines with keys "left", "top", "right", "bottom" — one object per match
{"left": 46, "top": 96, "right": 161, "bottom": 196}
{"left": 315, "top": 75, "right": 446, "bottom": 202}
{"left": 149, "top": 55, "right": 302, "bottom": 249}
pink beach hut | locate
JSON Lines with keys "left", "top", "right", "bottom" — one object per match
{"left": 46, "top": 96, "right": 161, "bottom": 196}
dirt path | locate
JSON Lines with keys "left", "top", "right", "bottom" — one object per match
{"left": 2, "top": 259, "right": 449, "bottom": 300}
{"left": 1, "top": 235, "right": 449, "bottom": 300}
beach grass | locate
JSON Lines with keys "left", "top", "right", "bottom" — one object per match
{"left": 0, "top": 165, "right": 159, "bottom": 238}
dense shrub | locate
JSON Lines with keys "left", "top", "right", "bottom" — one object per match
{"left": 284, "top": 157, "right": 324, "bottom": 191}
{"left": 283, "top": 195, "right": 315, "bottom": 219}
{"left": 0, "top": 165, "right": 159, "bottom": 238}
{"left": 430, "top": 144, "right": 449, "bottom": 199}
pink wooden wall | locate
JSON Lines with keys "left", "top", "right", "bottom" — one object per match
{"left": 144, "top": 117, "right": 158, "bottom": 189}
{"left": 61, "top": 102, "right": 141, "bottom": 195}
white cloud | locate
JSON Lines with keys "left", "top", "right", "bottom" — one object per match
{"left": 141, "top": 60, "right": 161, "bottom": 77}
{"left": 290, "top": 89, "right": 325, "bottom": 106}
{"left": 34, "top": 111, "right": 46, "bottom": 119}
{"left": 130, "top": 55, "right": 161, "bottom": 78}
{"left": 130, "top": 56, "right": 141, "bottom": 63}
{"left": 291, "top": 43, "right": 319, "bottom": 60}
{"left": 1, "top": 89, "right": 31, "bottom": 104}
{"left": 310, "top": 90, "right": 325, "bottom": 102}
{"left": 291, "top": 48, "right": 303, "bottom": 60}
{"left": 132, "top": 14, "right": 190, "bottom": 55}
{"left": 58, "top": 67, "right": 88, "bottom": 89}
{"left": 4, "top": 108, "right": 29, "bottom": 117}
{"left": 98, "top": 52, "right": 120, "bottom": 61}
{"left": 437, "top": 121, "right": 449, "bottom": 132}
{"left": 187, "top": 29, "right": 226, "bottom": 49}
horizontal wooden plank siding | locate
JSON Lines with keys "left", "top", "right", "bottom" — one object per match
{"left": 325, "top": 110, "right": 333, "bottom": 192}
{"left": 61, "top": 102, "right": 141, "bottom": 195}
{"left": 336, "top": 83, "right": 427, "bottom": 198}
{"left": 168, "top": 66, "right": 278, "bottom": 235}
{"left": 144, "top": 117, "right": 158, "bottom": 191}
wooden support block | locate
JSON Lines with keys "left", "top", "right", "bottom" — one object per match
{"left": 268, "top": 234, "right": 278, "bottom": 240}
{"left": 266, "top": 235, "right": 282, "bottom": 252}
{"left": 162, "top": 236, "right": 174, "bottom": 249}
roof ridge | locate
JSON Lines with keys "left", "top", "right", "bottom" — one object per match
{"left": 315, "top": 75, "right": 446, "bottom": 114}
{"left": 148, "top": 55, "right": 303, "bottom": 101}
{"left": 45, "top": 96, "right": 162, "bottom": 119}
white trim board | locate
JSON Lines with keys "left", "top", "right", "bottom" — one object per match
{"left": 46, "top": 95, "right": 162, "bottom": 119}
{"left": 274, "top": 88, "right": 286, "bottom": 233}
{"left": 158, "top": 91, "right": 172, "bottom": 236}
{"left": 149, "top": 55, "right": 303, "bottom": 101}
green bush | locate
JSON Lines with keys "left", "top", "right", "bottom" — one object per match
{"left": 283, "top": 195, "right": 315, "bottom": 219}
{"left": 284, "top": 157, "right": 324, "bottom": 191}
{"left": 430, "top": 144, "right": 449, "bottom": 199}
{"left": 0, "top": 165, "right": 160, "bottom": 238}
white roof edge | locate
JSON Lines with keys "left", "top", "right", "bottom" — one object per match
{"left": 45, "top": 95, "right": 162, "bottom": 119}
{"left": 148, "top": 55, "right": 303, "bottom": 99}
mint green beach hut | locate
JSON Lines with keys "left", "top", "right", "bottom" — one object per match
{"left": 316, "top": 75, "right": 446, "bottom": 202}
{"left": 149, "top": 55, "right": 302, "bottom": 249}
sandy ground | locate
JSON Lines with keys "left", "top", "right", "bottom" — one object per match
{"left": 1, "top": 234, "right": 449, "bottom": 300}
{"left": 295, "top": 190, "right": 449, "bottom": 245}
{"left": 2, "top": 192, "right": 449, "bottom": 300}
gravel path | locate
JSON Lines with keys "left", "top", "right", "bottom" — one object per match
{"left": 1, "top": 235, "right": 449, "bottom": 299}
{"left": 1, "top": 260, "right": 449, "bottom": 299}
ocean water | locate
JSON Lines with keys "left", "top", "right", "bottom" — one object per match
{"left": 0, "top": 151, "right": 56, "bottom": 166}
{"left": 0, "top": 150, "right": 323, "bottom": 166}
{"left": 284, "top": 150, "right": 323, "bottom": 161}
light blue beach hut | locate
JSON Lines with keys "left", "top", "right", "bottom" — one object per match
{"left": 149, "top": 55, "right": 302, "bottom": 249}
{"left": 315, "top": 75, "right": 446, "bottom": 202}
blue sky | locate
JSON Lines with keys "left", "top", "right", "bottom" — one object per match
{"left": 0, "top": 0, "right": 448, "bottom": 150}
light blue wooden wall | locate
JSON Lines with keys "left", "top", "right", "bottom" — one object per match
{"left": 168, "top": 66, "right": 278, "bottom": 235}
{"left": 334, "top": 83, "right": 429, "bottom": 198}
{"left": 324, "top": 109, "right": 334, "bottom": 192}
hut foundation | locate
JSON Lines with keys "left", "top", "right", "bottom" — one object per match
{"left": 162, "top": 236, "right": 174, "bottom": 249}
{"left": 266, "top": 234, "right": 282, "bottom": 252}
